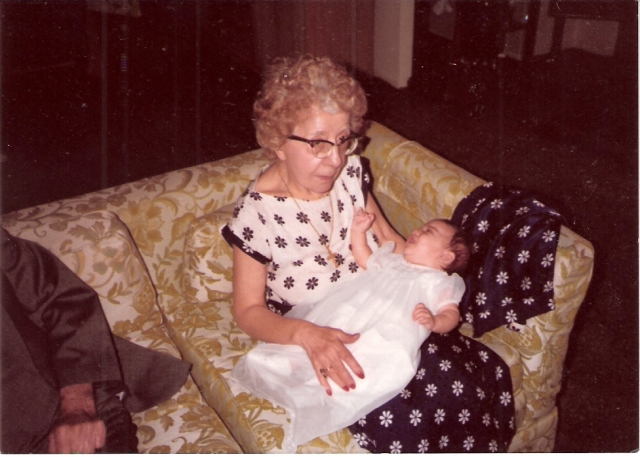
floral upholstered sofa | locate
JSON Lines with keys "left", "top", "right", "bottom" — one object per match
{"left": 1, "top": 122, "right": 594, "bottom": 453}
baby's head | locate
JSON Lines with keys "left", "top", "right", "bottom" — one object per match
{"left": 403, "top": 219, "right": 470, "bottom": 275}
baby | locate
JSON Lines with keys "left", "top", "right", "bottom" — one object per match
{"left": 231, "top": 209, "right": 470, "bottom": 449}
{"left": 351, "top": 208, "right": 468, "bottom": 333}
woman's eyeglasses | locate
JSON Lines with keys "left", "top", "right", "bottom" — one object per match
{"left": 287, "top": 134, "right": 360, "bottom": 159}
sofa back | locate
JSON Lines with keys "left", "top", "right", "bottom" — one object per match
{"left": 361, "top": 122, "right": 485, "bottom": 235}
{"left": 1, "top": 150, "right": 273, "bottom": 315}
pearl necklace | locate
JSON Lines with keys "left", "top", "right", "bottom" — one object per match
{"left": 278, "top": 169, "right": 338, "bottom": 269}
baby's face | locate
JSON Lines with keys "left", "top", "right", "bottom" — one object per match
{"left": 403, "top": 220, "right": 455, "bottom": 269}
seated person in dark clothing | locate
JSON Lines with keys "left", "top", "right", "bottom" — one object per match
{"left": 1, "top": 228, "right": 190, "bottom": 453}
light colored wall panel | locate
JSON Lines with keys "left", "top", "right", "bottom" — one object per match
{"left": 374, "top": 0, "right": 415, "bottom": 88}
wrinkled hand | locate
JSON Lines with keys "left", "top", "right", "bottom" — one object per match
{"left": 352, "top": 208, "right": 375, "bottom": 234}
{"left": 48, "top": 412, "right": 106, "bottom": 454}
{"left": 295, "top": 322, "right": 364, "bottom": 396}
{"left": 412, "top": 303, "right": 435, "bottom": 330}
{"left": 48, "top": 384, "right": 106, "bottom": 454}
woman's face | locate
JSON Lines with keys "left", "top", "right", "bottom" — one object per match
{"left": 276, "top": 106, "right": 351, "bottom": 199}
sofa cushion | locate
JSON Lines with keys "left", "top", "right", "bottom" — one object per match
{"left": 131, "top": 346, "right": 243, "bottom": 454}
{"left": 14, "top": 211, "right": 163, "bottom": 341}
{"left": 182, "top": 203, "right": 236, "bottom": 303}
{"left": 163, "top": 296, "right": 370, "bottom": 454}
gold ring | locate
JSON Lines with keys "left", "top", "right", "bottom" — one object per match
{"left": 320, "top": 366, "right": 334, "bottom": 378}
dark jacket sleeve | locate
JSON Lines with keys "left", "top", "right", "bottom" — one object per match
{"left": 1, "top": 228, "right": 122, "bottom": 388}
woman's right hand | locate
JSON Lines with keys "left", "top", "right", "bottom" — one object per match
{"left": 293, "top": 321, "right": 365, "bottom": 396}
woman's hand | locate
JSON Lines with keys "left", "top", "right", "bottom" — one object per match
{"left": 293, "top": 321, "right": 365, "bottom": 396}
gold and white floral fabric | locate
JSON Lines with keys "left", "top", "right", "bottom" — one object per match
{"left": 2, "top": 121, "right": 594, "bottom": 453}
{"left": 14, "top": 211, "right": 162, "bottom": 341}
{"left": 182, "top": 204, "right": 236, "bottom": 303}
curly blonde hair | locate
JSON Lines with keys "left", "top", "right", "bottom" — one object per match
{"left": 253, "top": 54, "right": 368, "bottom": 153}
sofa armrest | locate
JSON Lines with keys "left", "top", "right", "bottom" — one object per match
{"left": 476, "top": 226, "right": 593, "bottom": 404}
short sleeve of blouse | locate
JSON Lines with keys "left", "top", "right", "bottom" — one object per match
{"left": 222, "top": 188, "right": 272, "bottom": 265}
{"left": 428, "top": 273, "right": 466, "bottom": 314}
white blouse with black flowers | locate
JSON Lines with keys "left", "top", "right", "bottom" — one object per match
{"left": 223, "top": 155, "right": 378, "bottom": 312}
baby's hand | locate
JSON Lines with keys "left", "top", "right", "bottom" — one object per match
{"left": 412, "top": 303, "right": 435, "bottom": 330}
{"left": 352, "top": 208, "right": 375, "bottom": 233}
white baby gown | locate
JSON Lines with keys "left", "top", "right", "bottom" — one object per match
{"left": 231, "top": 242, "right": 465, "bottom": 450}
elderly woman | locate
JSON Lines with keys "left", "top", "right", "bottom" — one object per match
{"left": 222, "top": 55, "right": 514, "bottom": 453}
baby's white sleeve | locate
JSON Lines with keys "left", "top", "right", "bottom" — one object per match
{"left": 365, "top": 241, "right": 396, "bottom": 271}
{"left": 429, "top": 273, "right": 466, "bottom": 314}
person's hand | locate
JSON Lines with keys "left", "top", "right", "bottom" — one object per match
{"left": 412, "top": 303, "right": 436, "bottom": 330}
{"left": 48, "top": 384, "right": 106, "bottom": 454}
{"left": 48, "top": 413, "right": 106, "bottom": 454}
{"left": 294, "top": 321, "right": 365, "bottom": 396}
{"left": 352, "top": 208, "right": 375, "bottom": 233}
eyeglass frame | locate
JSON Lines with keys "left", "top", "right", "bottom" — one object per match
{"left": 286, "top": 133, "right": 361, "bottom": 158}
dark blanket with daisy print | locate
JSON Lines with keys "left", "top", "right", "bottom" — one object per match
{"left": 451, "top": 183, "right": 564, "bottom": 338}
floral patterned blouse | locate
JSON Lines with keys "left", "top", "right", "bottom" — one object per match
{"left": 222, "top": 155, "right": 378, "bottom": 313}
